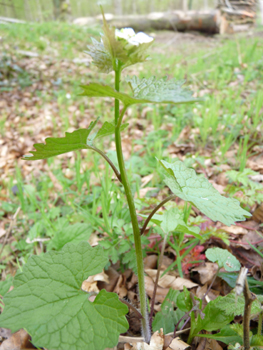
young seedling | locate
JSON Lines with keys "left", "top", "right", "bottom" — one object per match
{"left": 0, "top": 10, "right": 252, "bottom": 350}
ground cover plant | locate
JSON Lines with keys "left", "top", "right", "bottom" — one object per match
{"left": 0, "top": 15, "right": 263, "bottom": 350}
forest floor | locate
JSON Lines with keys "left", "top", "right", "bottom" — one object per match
{"left": 0, "top": 21, "right": 263, "bottom": 349}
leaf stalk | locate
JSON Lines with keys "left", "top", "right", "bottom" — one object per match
{"left": 141, "top": 194, "right": 177, "bottom": 235}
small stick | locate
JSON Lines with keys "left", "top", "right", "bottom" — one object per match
{"left": 119, "top": 328, "right": 190, "bottom": 343}
{"left": 0, "top": 206, "right": 21, "bottom": 258}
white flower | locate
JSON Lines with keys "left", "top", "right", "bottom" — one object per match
{"left": 115, "top": 28, "right": 136, "bottom": 40}
{"left": 115, "top": 28, "right": 154, "bottom": 47}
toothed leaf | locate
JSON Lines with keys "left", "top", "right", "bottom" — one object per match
{"left": 195, "top": 298, "right": 234, "bottom": 333}
{"left": 94, "top": 121, "right": 129, "bottom": 140}
{"left": 215, "top": 291, "right": 261, "bottom": 316}
{"left": 85, "top": 37, "right": 113, "bottom": 73}
{"left": 158, "top": 159, "right": 251, "bottom": 226}
{"left": 0, "top": 242, "right": 128, "bottom": 350}
{"left": 101, "top": 11, "right": 128, "bottom": 64}
{"left": 142, "top": 207, "right": 201, "bottom": 238}
{"left": 22, "top": 119, "right": 99, "bottom": 160}
{"left": 80, "top": 77, "right": 198, "bottom": 107}
{"left": 126, "top": 76, "right": 199, "bottom": 104}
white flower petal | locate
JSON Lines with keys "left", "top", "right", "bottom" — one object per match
{"left": 115, "top": 28, "right": 136, "bottom": 40}
{"left": 128, "top": 32, "right": 154, "bottom": 46}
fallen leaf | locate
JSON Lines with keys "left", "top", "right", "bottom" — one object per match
{"left": 0, "top": 329, "right": 34, "bottom": 350}
{"left": 114, "top": 275, "right": 128, "bottom": 299}
{"left": 127, "top": 330, "right": 164, "bottom": 350}
{"left": 192, "top": 263, "right": 219, "bottom": 284}
{"left": 144, "top": 255, "right": 158, "bottom": 269}
{"left": 144, "top": 276, "right": 169, "bottom": 303}
{"left": 221, "top": 225, "right": 248, "bottom": 235}
{"left": 252, "top": 203, "right": 263, "bottom": 223}
{"left": 167, "top": 337, "right": 190, "bottom": 350}
{"left": 196, "top": 337, "right": 223, "bottom": 350}
{"left": 145, "top": 269, "right": 198, "bottom": 290}
{"left": 97, "top": 266, "right": 119, "bottom": 292}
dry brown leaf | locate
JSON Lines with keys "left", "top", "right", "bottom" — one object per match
{"left": 145, "top": 269, "right": 197, "bottom": 290}
{"left": 127, "top": 330, "right": 164, "bottom": 350}
{"left": 81, "top": 271, "right": 109, "bottom": 293}
{"left": 144, "top": 255, "right": 158, "bottom": 269}
{"left": 192, "top": 263, "right": 218, "bottom": 284}
{"left": 114, "top": 275, "right": 128, "bottom": 299}
{"left": 252, "top": 203, "right": 263, "bottom": 223}
{"left": 221, "top": 225, "right": 248, "bottom": 235}
{"left": 170, "top": 277, "right": 198, "bottom": 290}
{"left": 196, "top": 337, "right": 223, "bottom": 350}
{"left": 127, "top": 273, "right": 138, "bottom": 290}
{"left": 167, "top": 337, "right": 190, "bottom": 350}
{"left": 144, "top": 276, "right": 169, "bottom": 303}
{"left": 160, "top": 256, "right": 174, "bottom": 271}
{"left": 0, "top": 329, "right": 34, "bottom": 350}
{"left": 97, "top": 267, "right": 120, "bottom": 292}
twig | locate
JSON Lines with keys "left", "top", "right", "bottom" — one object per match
{"left": 149, "top": 234, "right": 168, "bottom": 330}
{"left": 140, "top": 195, "right": 176, "bottom": 235}
{"left": 118, "top": 328, "right": 190, "bottom": 343}
{"left": 0, "top": 206, "right": 21, "bottom": 258}
{"left": 201, "top": 267, "right": 220, "bottom": 301}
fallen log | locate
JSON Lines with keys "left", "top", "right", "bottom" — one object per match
{"left": 74, "top": 10, "right": 221, "bottom": 34}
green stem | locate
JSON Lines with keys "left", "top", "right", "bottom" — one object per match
{"left": 91, "top": 146, "right": 122, "bottom": 183}
{"left": 258, "top": 312, "right": 263, "bottom": 336}
{"left": 141, "top": 195, "right": 177, "bottom": 235}
{"left": 114, "top": 64, "right": 151, "bottom": 343}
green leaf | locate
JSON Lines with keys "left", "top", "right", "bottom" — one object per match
{"left": 94, "top": 121, "right": 129, "bottom": 140}
{"left": 205, "top": 247, "right": 241, "bottom": 271}
{"left": 218, "top": 272, "right": 263, "bottom": 294}
{"left": 152, "top": 208, "right": 201, "bottom": 238}
{"left": 152, "top": 289, "right": 184, "bottom": 334}
{"left": 85, "top": 37, "right": 113, "bottom": 73}
{"left": 100, "top": 10, "right": 128, "bottom": 65}
{"left": 198, "top": 325, "right": 243, "bottom": 345}
{"left": 22, "top": 119, "right": 99, "bottom": 160}
{"left": 251, "top": 334, "right": 263, "bottom": 346}
{"left": 195, "top": 297, "right": 234, "bottom": 333}
{"left": 0, "top": 242, "right": 128, "bottom": 350}
{"left": 177, "top": 286, "right": 193, "bottom": 312}
{"left": 126, "top": 76, "right": 198, "bottom": 104}
{"left": 0, "top": 277, "right": 13, "bottom": 297}
{"left": 80, "top": 77, "right": 198, "bottom": 107}
{"left": 215, "top": 291, "right": 261, "bottom": 317}
{"left": 48, "top": 223, "right": 93, "bottom": 250}
{"left": 122, "top": 40, "right": 153, "bottom": 69}
{"left": 158, "top": 159, "right": 252, "bottom": 226}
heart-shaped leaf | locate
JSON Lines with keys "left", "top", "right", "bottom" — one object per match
{"left": 158, "top": 159, "right": 251, "bottom": 226}
{"left": 22, "top": 119, "right": 99, "bottom": 160}
{"left": 0, "top": 242, "right": 128, "bottom": 350}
